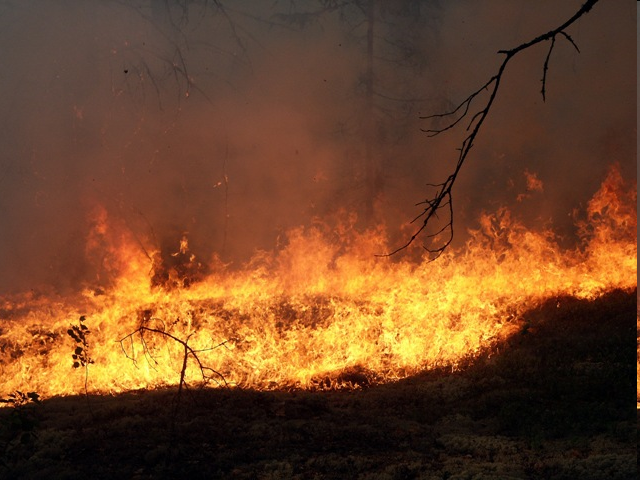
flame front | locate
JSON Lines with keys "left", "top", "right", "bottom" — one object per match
{"left": 0, "top": 165, "right": 636, "bottom": 400}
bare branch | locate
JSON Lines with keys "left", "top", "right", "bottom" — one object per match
{"left": 541, "top": 35, "right": 556, "bottom": 101}
{"left": 420, "top": 79, "right": 494, "bottom": 137}
{"left": 118, "top": 323, "right": 229, "bottom": 391}
{"left": 559, "top": 31, "right": 580, "bottom": 53}
{"left": 385, "top": 0, "right": 599, "bottom": 256}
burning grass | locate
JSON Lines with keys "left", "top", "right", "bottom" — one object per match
{"left": 0, "top": 163, "right": 636, "bottom": 478}
{"left": 0, "top": 164, "right": 636, "bottom": 401}
{"left": 0, "top": 289, "right": 635, "bottom": 479}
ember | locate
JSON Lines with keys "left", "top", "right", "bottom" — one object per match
{"left": 0, "top": 165, "right": 635, "bottom": 401}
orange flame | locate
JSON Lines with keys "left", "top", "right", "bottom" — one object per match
{"left": 0, "top": 165, "right": 636, "bottom": 400}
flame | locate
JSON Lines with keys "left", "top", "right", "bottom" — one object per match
{"left": 517, "top": 169, "right": 544, "bottom": 202}
{"left": 0, "top": 165, "right": 636, "bottom": 400}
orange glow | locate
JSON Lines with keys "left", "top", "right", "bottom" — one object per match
{"left": 0, "top": 165, "right": 636, "bottom": 401}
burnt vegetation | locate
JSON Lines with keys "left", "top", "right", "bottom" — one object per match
{"left": 0, "top": 391, "right": 40, "bottom": 472}
{"left": 1, "top": 289, "right": 635, "bottom": 479}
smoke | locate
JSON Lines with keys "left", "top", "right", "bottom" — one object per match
{"left": 0, "top": 0, "right": 634, "bottom": 294}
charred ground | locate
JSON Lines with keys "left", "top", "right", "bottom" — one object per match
{"left": 1, "top": 289, "right": 636, "bottom": 479}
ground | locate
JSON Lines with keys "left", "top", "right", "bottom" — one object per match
{"left": 1, "top": 289, "right": 636, "bottom": 479}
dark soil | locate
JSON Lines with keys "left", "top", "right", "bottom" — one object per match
{"left": 1, "top": 289, "right": 636, "bottom": 479}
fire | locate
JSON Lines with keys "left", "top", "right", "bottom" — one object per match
{"left": 0, "top": 165, "right": 636, "bottom": 401}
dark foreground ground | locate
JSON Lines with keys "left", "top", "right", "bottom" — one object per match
{"left": 1, "top": 289, "right": 637, "bottom": 480}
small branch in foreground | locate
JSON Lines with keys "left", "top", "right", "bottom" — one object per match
{"left": 119, "top": 322, "right": 228, "bottom": 422}
{"left": 67, "top": 315, "right": 94, "bottom": 412}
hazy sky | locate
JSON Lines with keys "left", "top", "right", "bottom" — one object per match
{"left": 0, "top": 0, "right": 635, "bottom": 293}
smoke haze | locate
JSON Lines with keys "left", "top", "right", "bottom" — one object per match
{"left": 0, "top": 0, "right": 635, "bottom": 293}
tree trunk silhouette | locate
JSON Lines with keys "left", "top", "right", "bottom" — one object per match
{"left": 363, "top": 0, "right": 382, "bottom": 222}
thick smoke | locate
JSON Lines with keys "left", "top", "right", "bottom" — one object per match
{"left": 0, "top": 0, "right": 635, "bottom": 294}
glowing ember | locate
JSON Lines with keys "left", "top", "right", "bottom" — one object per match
{"left": 0, "top": 165, "right": 636, "bottom": 400}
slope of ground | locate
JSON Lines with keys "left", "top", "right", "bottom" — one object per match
{"left": 1, "top": 289, "right": 636, "bottom": 479}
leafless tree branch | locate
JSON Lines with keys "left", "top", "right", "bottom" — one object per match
{"left": 383, "top": 0, "right": 599, "bottom": 258}
{"left": 119, "top": 321, "right": 229, "bottom": 421}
